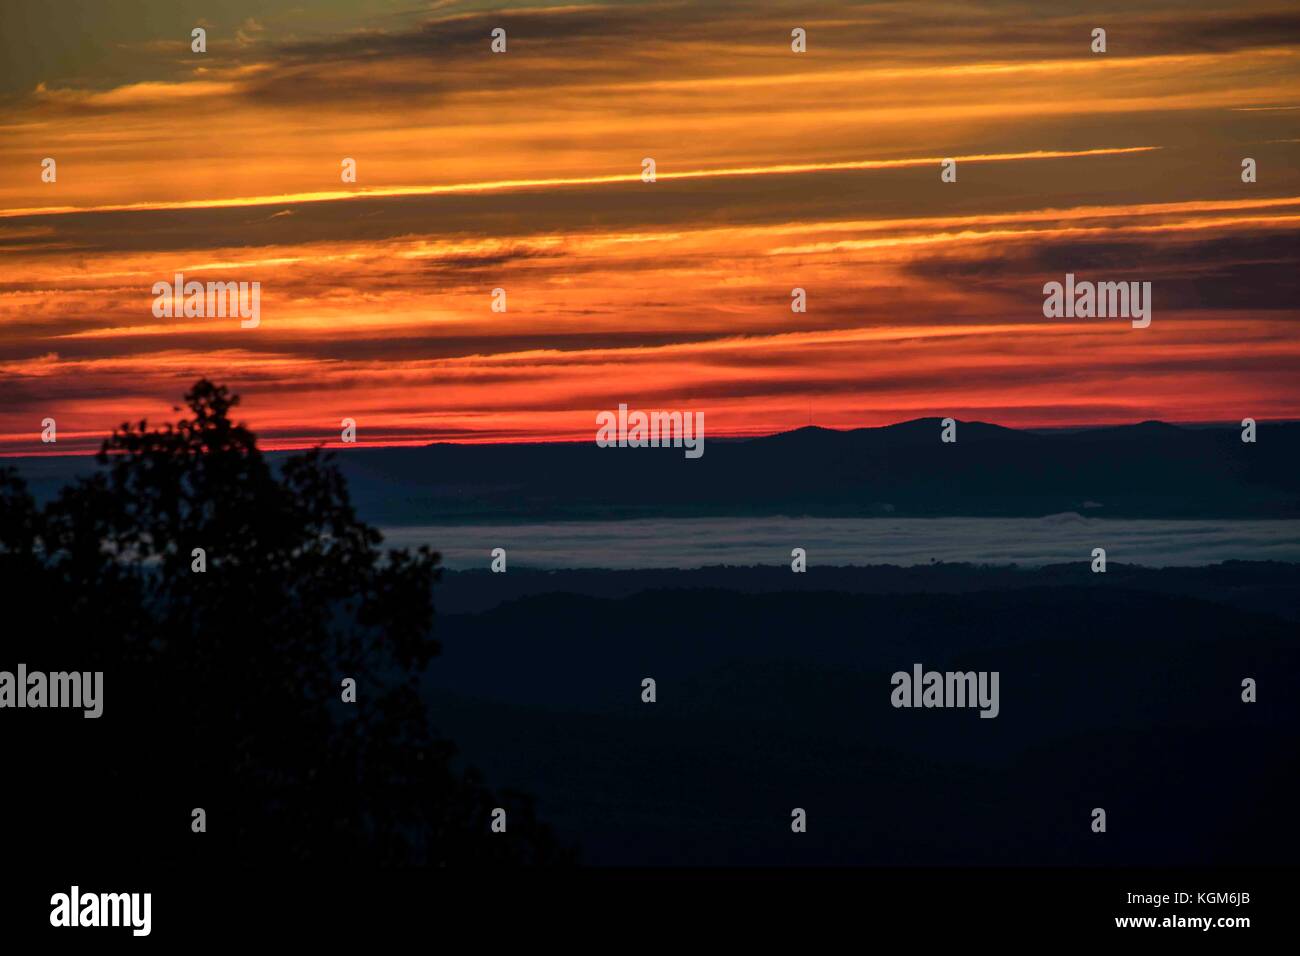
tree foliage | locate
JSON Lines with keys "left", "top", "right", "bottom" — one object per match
{"left": 1, "top": 380, "right": 569, "bottom": 865}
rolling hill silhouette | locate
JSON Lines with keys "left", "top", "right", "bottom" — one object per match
{"left": 11, "top": 419, "right": 1298, "bottom": 522}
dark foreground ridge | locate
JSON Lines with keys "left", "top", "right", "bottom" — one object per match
{"left": 424, "top": 562, "right": 1300, "bottom": 866}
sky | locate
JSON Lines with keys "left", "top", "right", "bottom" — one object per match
{"left": 1, "top": 0, "right": 1298, "bottom": 455}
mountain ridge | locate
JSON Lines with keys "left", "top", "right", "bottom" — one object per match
{"left": 8, "top": 419, "right": 1298, "bottom": 522}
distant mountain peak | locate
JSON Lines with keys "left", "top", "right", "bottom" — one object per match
{"left": 751, "top": 417, "right": 1028, "bottom": 445}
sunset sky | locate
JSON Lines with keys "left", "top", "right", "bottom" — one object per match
{"left": 2, "top": 0, "right": 1298, "bottom": 455}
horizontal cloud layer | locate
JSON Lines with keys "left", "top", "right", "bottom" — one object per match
{"left": 1, "top": 0, "right": 1298, "bottom": 454}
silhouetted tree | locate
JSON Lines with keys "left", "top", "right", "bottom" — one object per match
{"left": 0, "top": 380, "right": 570, "bottom": 866}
